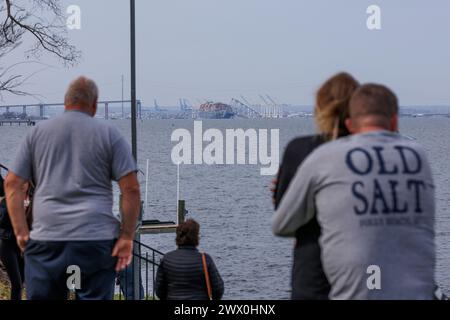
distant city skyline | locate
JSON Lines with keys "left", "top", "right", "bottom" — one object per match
{"left": 1, "top": 0, "right": 450, "bottom": 107}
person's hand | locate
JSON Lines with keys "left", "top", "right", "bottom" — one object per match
{"left": 270, "top": 178, "right": 278, "bottom": 205}
{"left": 112, "top": 237, "right": 133, "bottom": 272}
{"left": 16, "top": 233, "right": 30, "bottom": 253}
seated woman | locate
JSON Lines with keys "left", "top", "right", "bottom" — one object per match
{"left": 155, "top": 219, "right": 224, "bottom": 300}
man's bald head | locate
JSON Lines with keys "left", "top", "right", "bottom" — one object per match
{"left": 347, "top": 83, "right": 399, "bottom": 133}
{"left": 64, "top": 76, "right": 99, "bottom": 116}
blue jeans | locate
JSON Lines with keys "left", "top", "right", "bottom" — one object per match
{"left": 25, "top": 239, "right": 117, "bottom": 300}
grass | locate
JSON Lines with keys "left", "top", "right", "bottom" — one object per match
{"left": 113, "top": 293, "right": 157, "bottom": 300}
{"left": 0, "top": 279, "right": 11, "bottom": 300}
{"left": 0, "top": 284, "right": 156, "bottom": 300}
{"left": 0, "top": 279, "right": 28, "bottom": 300}
{"left": 0, "top": 277, "right": 158, "bottom": 301}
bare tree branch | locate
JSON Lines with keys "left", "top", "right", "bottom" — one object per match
{"left": 3, "top": 0, "right": 80, "bottom": 65}
{"left": 0, "top": 60, "right": 53, "bottom": 101}
{"left": 0, "top": 0, "right": 81, "bottom": 97}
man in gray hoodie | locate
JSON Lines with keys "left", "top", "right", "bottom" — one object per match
{"left": 273, "top": 84, "right": 435, "bottom": 299}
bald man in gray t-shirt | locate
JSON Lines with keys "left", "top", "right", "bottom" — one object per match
{"left": 5, "top": 77, "right": 141, "bottom": 300}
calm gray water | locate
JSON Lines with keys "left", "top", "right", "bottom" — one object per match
{"left": 1, "top": 117, "right": 449, "bottom": 299}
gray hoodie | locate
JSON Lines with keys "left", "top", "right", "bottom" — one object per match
{"left": 273, "top": 131, "right": 435, "bottom": 299}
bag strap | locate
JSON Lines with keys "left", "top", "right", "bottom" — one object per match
{"left": 201, "top": 252, "right": 213, "bottom": 300}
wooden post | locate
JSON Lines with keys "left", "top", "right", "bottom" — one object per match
{"left": 105, "top": 102, "right": 109, "bottom": 120}
{"left": 177, "top": 200, "right": 185, "bottom": 225}
{"left": 119, "top": 194, "right": 122, "bottom": 215}
{"left": 137, "top": 100, "right": 142, "bottom": 120}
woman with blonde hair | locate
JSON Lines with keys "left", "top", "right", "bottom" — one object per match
{"left": 273, "top": 72, "right": 359, "bottom": 299}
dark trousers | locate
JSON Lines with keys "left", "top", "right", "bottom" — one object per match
{"left": 25, "top": 239, "right": 117, "bottom": 300}
{"left": 0, "top": 239, "right": 24, "bottom": 300}
{"left": 292, "top": 241, "right": 330, "bottom": 300}
{"left": 118, "top": 262, "right": 144, "bottom": 300}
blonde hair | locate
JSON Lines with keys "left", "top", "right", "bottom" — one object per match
{"left": 314, "top": 72, "right": 359, "bottom": 140}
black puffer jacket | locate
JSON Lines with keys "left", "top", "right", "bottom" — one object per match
{"left": 155, "top": 246, "right": 224, "bottom": 300}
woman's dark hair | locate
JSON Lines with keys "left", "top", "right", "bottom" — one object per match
{"left": 176, "top": 219, "right": 200, "bottom": 247}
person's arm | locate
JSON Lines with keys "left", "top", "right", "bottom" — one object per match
{"left": 5, "top": 172, "right": 29, "bottom": 251}
{"left": 272, "top": 154, "right": 317, "bottom": 237}
{"left": 6, "top": 131, "right": 34, "bottom": 251}
{"left": 155, "top": 259, "right": 168, "bottom": 300}
{"left": 207, "top": 255, "right": 224, "bottom": 300}
{"left": 270, "top": 177, "right": 279, "bottom": 207}
{"left": 112, "top": 172, "right": 140, "bottom": 272}
{"left": 109, "top": 130, "right": 141, "bottom": 272}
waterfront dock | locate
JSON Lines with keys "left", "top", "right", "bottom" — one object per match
{"left": 0, "top": 119, "right": 36, "bottom": 126}
{"left": 139, "top": 200, "right": 186, "bottom": 234}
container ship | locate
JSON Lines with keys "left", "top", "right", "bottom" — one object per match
{"left": 198, "top": 102, "right": 235, "bottom": 119}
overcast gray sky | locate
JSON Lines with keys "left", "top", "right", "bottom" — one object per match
{"left": 3, "top": 0, "right": 450, "bottom": 107}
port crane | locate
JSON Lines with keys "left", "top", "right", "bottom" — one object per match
{"left": 266, "top": 95, "right": 283, "bottom": 118}
{"left": 230, "top": 98, "right": 262, "bottom": 119}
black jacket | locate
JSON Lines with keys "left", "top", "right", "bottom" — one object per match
{"left": 0, "top": 174, "right": 14, "bottom": 240}
{"left": 155, "top": 246, "right": 224, "bottom": 300}
{"left": 274, "top": 135, "right": 331, "bottom": 300}
{"left": 0, "top": 173, "right": 4, "bottom": 197}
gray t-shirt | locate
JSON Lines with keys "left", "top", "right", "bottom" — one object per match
{"left": 11, "top": 110, "right": 137, "bottom": 241}
{"left": 273, "top": 131, "right": 435, "bottom": 299}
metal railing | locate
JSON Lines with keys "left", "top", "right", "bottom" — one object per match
{"left": 114, "top": 239, "right": 165, "bottom": 300}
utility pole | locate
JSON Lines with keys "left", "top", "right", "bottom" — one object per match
{"left": 130, "top": 0, "right": 140, "bottom": 301}
{"left": 130, "top": 1, "right": 137, "bottom": 159}
{"left": 121, "top": 75, "right": 124, "bottom": 119}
